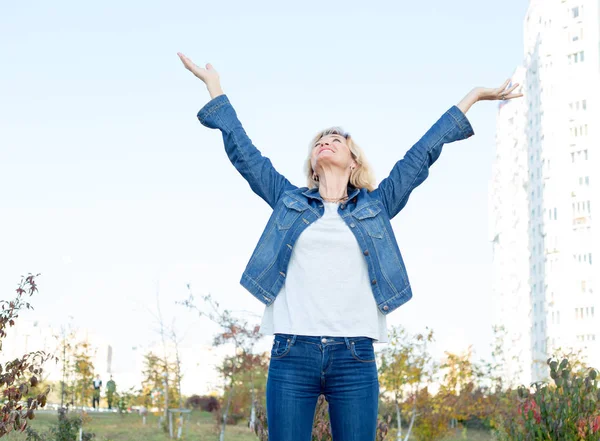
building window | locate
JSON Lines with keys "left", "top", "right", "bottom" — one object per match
{"left": 572, "top": 6, "right": 579, "bottom": 18}
{"left": 569, "top": 51, "right": 586, "bottom": 64}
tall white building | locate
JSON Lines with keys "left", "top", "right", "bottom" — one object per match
{"left": 490, "top": 67, "right": 531, "bottom": 387}
{"left": 492, "top": 0, "right": 600, "bottom": 384}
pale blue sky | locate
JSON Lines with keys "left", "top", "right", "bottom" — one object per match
{"left": 1, "top": 0, "right": 529, "bottom": 391}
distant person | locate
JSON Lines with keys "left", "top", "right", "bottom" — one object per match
{"left": 92, "top": 374, "right": 102, "bottom": 410}
{"left": 106, "top": 375, "right": 117, "bottom": 410}
{"left": 177, "top": 53, "right": 523, "bottom": 440}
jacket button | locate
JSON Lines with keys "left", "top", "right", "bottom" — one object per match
{"left": 383, "top": 305, "right": 389, "bottom": 311}
{"left": 350, "top": 223, "right": 356, "bottom": 228}
{"left": 371, "top": 279, "right": 377, "bottom": 285}
{"left": 363, "top": 250, "right": 369, "bottom": 256}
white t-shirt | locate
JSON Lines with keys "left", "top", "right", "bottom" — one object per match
{"left": 260, "top": 201, "right": 388, "bottom": 343}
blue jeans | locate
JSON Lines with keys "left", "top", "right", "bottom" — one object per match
{"left": 266, "top": 334, "right": 379, "bottom": 441}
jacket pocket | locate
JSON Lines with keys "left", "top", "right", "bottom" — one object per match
{"left": 352, "top": 205, "right": 384, "bottom": 239}
{"left": 276, "top": 196, "right": 308, "bottom": 230}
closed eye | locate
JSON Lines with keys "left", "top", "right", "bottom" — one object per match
{"left": 314, "top": 136, "right": 343, "bottom": 148}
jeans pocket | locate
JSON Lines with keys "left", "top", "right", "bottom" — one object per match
{"left": 349, "top": 339, "right": 375, "bottom": 363}
{"left": 270, "top": 335, "right": 292, "bottom": 359}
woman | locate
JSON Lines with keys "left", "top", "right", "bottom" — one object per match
{"left": 178, "top": 53, "right": 521, "bottom": 441}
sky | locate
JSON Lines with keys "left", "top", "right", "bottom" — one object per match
{"left": 0, "top": 0, "right": 530, "bottom": 394}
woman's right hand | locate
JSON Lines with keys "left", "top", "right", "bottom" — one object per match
{"left": 177, "top": 53, "right": 223, "bottom": 99}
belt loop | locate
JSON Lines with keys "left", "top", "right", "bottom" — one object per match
{"left": 344, "top": 337, "right": 351, "bottom": 349}
{"left": 291, "top": 335, "right": 297, "bottom": 345}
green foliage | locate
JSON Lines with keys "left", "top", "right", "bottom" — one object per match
{"left": 495, "top": 357, "right": 600, "bottom": 441}
{"left": 215, "top": 352, "right": 269, "bottom": 424}
{"left": 138, "top": 352, "right": 178, "bottom": 409}
{"left": 116, "top": 386, "right": 139, "bottom": 414}
{"left": 73, "top": 342, "right": 95, "bottom": 407}
{"left": 25, "top": 408, "right": 94, "bottom": 441}
{"left": 0, "top": 274, "right": 53, "bottom": 437}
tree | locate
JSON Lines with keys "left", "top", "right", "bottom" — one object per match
{"left": 54, "top": 324, "right": 77, "bottom": 409}
{"left": 139, "top": 351, "right": 178, "bottom": 410}
{"left": 437, "top": 348, "right": 486, "bottom": 424}
{"left": 71, "top": 341, "right": 95, "bottom": 408}
{"left": 0, "top": 274, "right": 53, "bottom": 437}
{"left": 410, "top": 387, "right": 453, "bottom": 441}
{"left": 182, "top": 286, "right": 263, "bottom": 441}
{"left": 149, "top": 286, "right": 188, "bottom": 434}
{"left": 216, "top": 352, "right": 269, "bottom": 425}
{"left": 379, "top": 326, "right": 435, "bottom": 441}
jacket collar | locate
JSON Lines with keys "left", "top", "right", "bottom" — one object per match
{"left": 301, "top": 185, "right": 360, "bottom": 202}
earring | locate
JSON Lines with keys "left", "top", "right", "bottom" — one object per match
{"left": 312, "top": 173, "right": 319, "bottom": 182}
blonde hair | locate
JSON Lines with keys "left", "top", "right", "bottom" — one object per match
{"left": 305, "top": 127, "right": 376, "bottom": 191}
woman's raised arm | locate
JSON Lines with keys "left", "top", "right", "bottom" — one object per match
{"left": 374, "top": 79, "right": 522, "bottom": 219}
{"left": 178, "top": 53, "right": 295, "bottom": 208}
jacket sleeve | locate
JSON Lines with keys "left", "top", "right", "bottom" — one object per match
{"left": 197, "top": 95, "right": 296, "bottom": 209}
{"left": 372, "top": 105, "right": 474, "bottom": 219}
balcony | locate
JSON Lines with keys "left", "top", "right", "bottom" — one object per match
{"left": 573, "top": 216, "right": 591, "bottom": 226}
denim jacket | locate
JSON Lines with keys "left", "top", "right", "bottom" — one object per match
{"left": 198, "top": 94, "right": 474, "bottom": 315}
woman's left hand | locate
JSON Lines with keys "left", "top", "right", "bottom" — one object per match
{"left": 475, "top": 79, "right": 523, "bottom": 101}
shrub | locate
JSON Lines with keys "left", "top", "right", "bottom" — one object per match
{"left": 185, "top": 394, "right": 220, "bottom": 412}
{"left": 495, "top": 357, "right": 600, "bottom": 441}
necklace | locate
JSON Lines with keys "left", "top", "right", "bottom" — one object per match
{"left": 321, "top": 195, "right": 349, "bottom": 203}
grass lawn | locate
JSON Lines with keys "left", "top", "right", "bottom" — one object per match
{"left": 5, "top": 410, "right": 257, "bottom": 441}
{"left": 5, "top": 410, "right": 494, "bottom": 441}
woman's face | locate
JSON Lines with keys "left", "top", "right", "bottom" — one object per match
{"left": 311, "top": 134, "right": 355, "bottom": 174}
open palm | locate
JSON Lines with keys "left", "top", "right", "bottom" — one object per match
{"left": 177, "top": 52, "right": 220, "bottom": 86}
{"left": 477, "top": 79, "right": 523, "bottom": 101}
